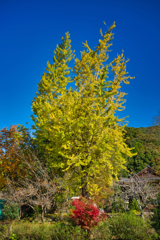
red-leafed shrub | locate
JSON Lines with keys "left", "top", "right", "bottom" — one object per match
{"left": 70, "top": 198, "right": 106, "bottom": 230}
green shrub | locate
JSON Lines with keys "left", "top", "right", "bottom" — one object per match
{"left": 52, "top": 222, "right": 88, "bottom": 240}
{"left": 12, "top": 221, "right": 88, "bottom": 240}
{"left": 1, "top": 203, "right": 19, "bottom": 237}
{"left": 109, "top": 212, "right": 155, "bottom": 240}
{"left": 129, "top": 198, "right": 140, "bottom": 212}
{"left": 0, "top": 213, "right": 155, "bottom": 240}
{"left": 92, "top": 220, "right": 111, "bottom": 239}
{"left": 13, "top": 222, "right": 54, "bottom": 240}
{"left": 2, "top": 203, "right": 19, "bottom": 221}
{"left": 12, "top": 220, "right": 111, "bottom": 240}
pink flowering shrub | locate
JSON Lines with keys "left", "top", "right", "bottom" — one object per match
{"left": 70, "top": 198, "right": 106, "bottom": 229}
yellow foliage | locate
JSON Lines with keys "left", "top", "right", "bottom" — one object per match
{"left": 31, "top": 23, "right": 134, "bottom": 197}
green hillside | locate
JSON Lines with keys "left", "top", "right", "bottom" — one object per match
{"left": 121, "top": 126, "right": 160, "bottom": 177}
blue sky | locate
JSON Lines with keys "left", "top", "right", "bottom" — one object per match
{"left": 0, "top": 0, "right": 160, "bottom": 130}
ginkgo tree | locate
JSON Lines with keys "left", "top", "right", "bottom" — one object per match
{"left": 31, "top": 22, "right": 134, "bottom": 197}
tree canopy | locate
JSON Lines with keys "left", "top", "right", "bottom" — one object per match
{"left": 31, "top": 23, "right": 134, "bottom": 197}
{"left": 0, "top": 125, "right": 34, "bottom": 189}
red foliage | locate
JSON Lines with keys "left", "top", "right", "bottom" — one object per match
{"left": 70, "top": 199, "right": 106, "bottom": 229}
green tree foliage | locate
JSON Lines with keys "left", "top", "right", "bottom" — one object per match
{"left": 2, "top": 203, "right": 19, "bottom": 236}
{"left": 128, "top": 198, "right": 140, "bottom": 212}
{"left": 2, "top": 203, "right": 19, "bottom": 221}
{"left": 31, "top": 23, "right": 134, "bottom": 197}
{"left": 123, "top": 126, "right": 160, "bottom": 175}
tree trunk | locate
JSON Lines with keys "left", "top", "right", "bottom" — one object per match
{"left": 41, "top": 205, "right": 45, "bottom": 222}
{"left": 129, "top": 196, "right": 133, "bottom": 206}
{"left": 82, "top": 181, "right": 89, "bottom": 198}
{"left": 19, "top": 206, "right": 22, "bottom": 220}
{"left": 8, "top": 221, "right": 12, "bottom": 236}
{"left": 81, "top": 170, "right": 89, "bottom": 198}
{"left": 135, "top": 198, "right": 145, "bottom": 220}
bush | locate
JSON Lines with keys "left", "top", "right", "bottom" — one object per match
{"left": 109, "top": 212, "right": 155, "bottom": 240}
{"left": 92, "top": 220, "right": 111, "bottom": 239}
{"left": 70, "top": 198, "right": 106, "bottom": 230}
{"left": 0, "top": 220, "right": 110, "bottom": 240}
{"left": 1, "top": 203, "right": 19, "bottom": 237}
{"left": 0, "top": 214, "right": 156, "bottom": 240}
{"left": 12, "top": 221, "right": 88, "bottom": 240}
{"left": 2, "top": 203, "right": 19, "bottom": 221}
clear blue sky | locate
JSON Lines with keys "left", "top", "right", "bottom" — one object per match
{"left": 0, "top": 0, "right": 160, "bottom": 130}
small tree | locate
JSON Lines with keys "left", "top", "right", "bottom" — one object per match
{"left": 5, "top": 155, "right": 59, "bottom": 222}
{"left": 0, "top": 125, "right": 60, "bottom": 222}
{"left": 118, "top": 175, "right": 159, "bottom": 219}
{"left": 2, "top": 202, "right": 19, "bottom": 235}
{"left": 0, "top": 125, "right": 34, "bottom": 190}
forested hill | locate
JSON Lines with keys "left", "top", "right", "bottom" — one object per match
{"left": 122, "top": 126, "right": 160, "bottom": 176}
